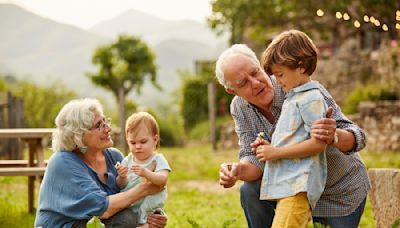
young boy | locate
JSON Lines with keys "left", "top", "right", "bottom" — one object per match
{"left": 116, "top": 112, "right": 171, "bottom": 228}
{"left": 253, "top": 29, "right": 328, "bottom": 227}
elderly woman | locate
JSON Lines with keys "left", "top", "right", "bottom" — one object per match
{"left": 35, "top": 98, "right": 167, "bottom": 228}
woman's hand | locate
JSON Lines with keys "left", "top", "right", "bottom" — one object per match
{"left": 147, "top": 210, "right": 168, "bottom": 228}
{"left": 311, "top": 107, "right": 336, "bottom": 144}
{"left": 138, "top": 181, "right": 164, "bottom": 197}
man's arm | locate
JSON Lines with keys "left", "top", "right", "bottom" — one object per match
{"left": 311, "top": 107, "right": 363, "bottom": 154}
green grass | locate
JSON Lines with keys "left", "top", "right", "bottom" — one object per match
{"left": 0, "top": 146, "right": 399, "bottom": 227}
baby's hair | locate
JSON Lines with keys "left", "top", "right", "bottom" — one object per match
{"left": 125, "top": 112, "right": 160, "bottom": 148}
{"left": 262, "top": 29, "right": 318, "bottom": 76}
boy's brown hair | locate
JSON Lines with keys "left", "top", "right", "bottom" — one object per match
{"left": 261, "top": 29, "right": 318, "bottom": 76}
{"left": 125, "top": 111, "right": 160, "bottom": 149}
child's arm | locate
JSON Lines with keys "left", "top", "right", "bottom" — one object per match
{"left": 115, "top": 163, "right": 128, "bottom": 188}
{"left": 131, "top": 164, "right": 169, "bottom": 187}
{"left": 254, "top": 137, "right": 326, "bottom": 161}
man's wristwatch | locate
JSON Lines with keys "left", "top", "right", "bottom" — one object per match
{"left": 329, "top": 132, "right": 339, "bottom": 146}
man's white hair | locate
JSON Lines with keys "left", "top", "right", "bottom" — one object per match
{"left": 52, "top": 98, "right": 103, "bottom": 153}
{"left": 215, "top": 44, "right": 260, "bottom": 89}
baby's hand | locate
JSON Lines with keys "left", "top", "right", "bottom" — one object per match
{"left": 116, "top": 163, "right": 128, "bottom": 178}
{"left": 131, "top": 164, "right": 147, "bottom": 177}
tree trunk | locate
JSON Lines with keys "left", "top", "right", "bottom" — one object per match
{"left": 118, "top": 87, "right": 127, "bottom": 153}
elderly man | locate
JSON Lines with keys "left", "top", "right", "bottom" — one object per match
{"left": 216, "top": 44, "right": 370, "bottom": 228}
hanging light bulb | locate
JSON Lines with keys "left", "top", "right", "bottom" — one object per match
{"left": 343, "top": 13, "right": 350, "bottom": 20}
{"left": 336, "top": 12, "right": 342, "bottom": 19}
{"left": 354, "top": 20, "right": 361, "bottom": 28}
{"left": 374, "top": 20, "right": 380, "bottom": 26}
{"left": 397, "top": 10, "right": 400, "bottom": 17}
{"left": 396, "top": 23, "right": 400, "bottom": 30}
{"left": 363, "top": 15, "right": 369, "bottom": 22}
{"left": 370, "top": 16, "right": 375, "bottom": 23}
{"left": 316, "top": 9, "right": 324, "bottom": 17}
{"left": 382, "top": 24, "right": 388, "bottom": 31}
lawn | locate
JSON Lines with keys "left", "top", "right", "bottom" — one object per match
{"left": 0, "top": 145, "right": 399, "bottom": 227}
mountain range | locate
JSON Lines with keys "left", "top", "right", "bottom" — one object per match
{"left": 0, "top": 4, "right": 228, "bottom": 108}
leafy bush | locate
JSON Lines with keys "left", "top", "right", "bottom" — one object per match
{"left": 343, "top": 82, "right": 397, "bottom": 114}
{"left": 188, "top": 116, "right": 232, "bottom": 142}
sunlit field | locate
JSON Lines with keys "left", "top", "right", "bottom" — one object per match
{"left": 0, "top": 145, "right": 399, "bottom": 227}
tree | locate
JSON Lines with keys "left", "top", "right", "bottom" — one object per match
{"left": 87, "top": 35, "right": 159, "bottom": 150}
{"left": 12, "top": 80, "right": 76, "bottom": 128}
{"left": 208, "top": 0, "right": 399, "bottom": 52}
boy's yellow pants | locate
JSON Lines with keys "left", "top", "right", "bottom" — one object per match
{"left": 272, "top": 192, "right": 311, "bottom": 228}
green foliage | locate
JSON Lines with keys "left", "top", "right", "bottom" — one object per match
{"left": 147, "top": 109, "right": 184, "bottom": 147}
{"left": 179, "top": 69, "right": 233, "bottom": 133}
{"left": 208, "top": 0, "right": 399, "bottom": 49}
{"left": 0, "top": 78, "right": 6, "bottom": 92}
{"left": 189, "top": 116, "right": 232, "bottom": 142}
{"left": 343, "top": 82, "right": 398, "bottom": 114}
{"left": 87, "top": 35, "right": 159, "bottom": 98}
{"left": 393, "top": 218, "right": 400, "bottom": 228}
{"left": 181, "top": 77, "right": 209, "bottom": 131}
{"left": 86, "top": 216, "right": 105, "bottom": 228}
{"left": 12, "top": 81, "right": 76, "bottom": 128}
{"left": 88, "top": 35, "right": 159, "bottom": 148}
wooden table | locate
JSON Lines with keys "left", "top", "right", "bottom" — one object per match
{"left": 0, "top": 128, "right": 54, "bottom": 213}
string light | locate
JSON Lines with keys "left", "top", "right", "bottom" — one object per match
{"left": 370, "top": 16, "right": 375, "bottom": 23}
{"left": 343, "top": 13, "right": 350, "bottom": 20}
{"left": 316, "top": 9, "right": 324, "bottom": 17}
{"left": 316, "top": 9, "right": 400, "bottom": 32}
{"left": 354, "top": 20, "right": 361, "bottom": 28}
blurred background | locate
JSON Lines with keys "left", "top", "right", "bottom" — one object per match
{"left": 0, "top": 0, "right": 399, "bottom": 227}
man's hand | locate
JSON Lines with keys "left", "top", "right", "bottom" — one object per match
{"left": 147, "top": 210, "right": 168, "bottom": 228}
{"left": 311, "top": 107, "right": 336, "bottom": 144}
{"left": 219, "top": 163, "right": 240, "bottom": 188}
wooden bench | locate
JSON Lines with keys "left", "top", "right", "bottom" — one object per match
{"left": 0, "top": 167, "right": 46, "bottom": 176}
{"left": 0, "top": 128, "right": 53, "bottom": 213}
{"left": 0, "top": 160, "right": 48, "bottom": 168}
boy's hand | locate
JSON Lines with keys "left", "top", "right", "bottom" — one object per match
{"left": 255, "top": 144, "right": 278, "bottom": 161}
{"left": 131, "top": 164, "right": 148, "bottom": 177}
{"left": 116, "top": 164, "right": 128, "bottom": 178}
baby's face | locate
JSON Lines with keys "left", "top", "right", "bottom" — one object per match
{"left": 126, "top": 126, "right": 158, "bottom": 162}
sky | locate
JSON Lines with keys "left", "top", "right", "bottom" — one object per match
{"left": 0, "top": 0, "right": 213, "bottom": 29}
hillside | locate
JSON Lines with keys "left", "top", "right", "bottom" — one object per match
{"left": 89, "top": 8, "right": 225, "bottom": 46}
{"left": 0, "top": 4, "right": 228, "bottom": 108}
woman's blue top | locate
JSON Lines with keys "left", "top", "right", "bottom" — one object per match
{"left": 34, "top": 148, "right": 123, "bottom": 228}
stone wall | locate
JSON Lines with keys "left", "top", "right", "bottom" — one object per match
{"left": 349, "top": 100, "right": 400, "bottom": 152}
{"left": 314, "top": 39, "right": 400, "bottom": 106}
{"left": 220, "top": 100, "right": 400, "bottom": 152}
{"left": 368, "top": 168, "right": 400, "bottom": 228}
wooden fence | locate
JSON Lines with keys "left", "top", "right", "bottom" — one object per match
{"left": 0, "top": 92, "right": 24, "bottom": 159}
